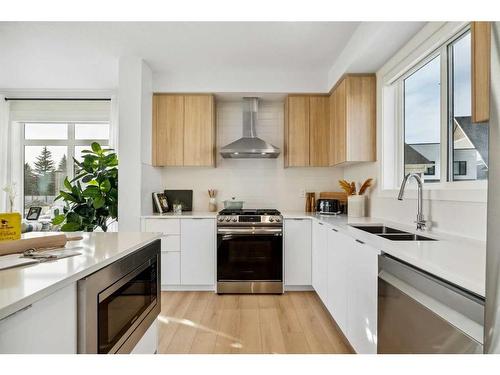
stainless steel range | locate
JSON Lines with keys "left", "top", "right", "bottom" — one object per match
{"left": 216, "top": 209, "right": 283, "bottom": 294}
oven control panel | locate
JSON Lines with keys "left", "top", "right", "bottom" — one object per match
{"left": 217, "top": 215, "right": 282, "bottom": 225}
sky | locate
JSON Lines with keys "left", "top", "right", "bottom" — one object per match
{"left": 404, "top": 32, "right": 471, "bottom": 145}
{"left": 24, "top": 123, "right": 109, "bottom": 171}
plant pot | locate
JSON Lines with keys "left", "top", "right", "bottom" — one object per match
{"left": 347, "top": 195, "right": 366, "bottom": 218}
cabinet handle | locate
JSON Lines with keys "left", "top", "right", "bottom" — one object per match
{"left": 331, "top": 228, "right": 338, "bottom": 232}
{"left": 318, "top": 222, "right": 324, "bottom": 226}
{"left": 355, "top": 239, "right": 365, "bottom": 244}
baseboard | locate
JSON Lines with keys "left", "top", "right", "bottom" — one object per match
{"left": 161, "top": 285, "right": 215, "bottom": 291}
{"left": 284, "top": 285, "right": 314, "bottom": 291}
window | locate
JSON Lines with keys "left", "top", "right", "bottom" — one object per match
{"left": 454, "top": 161, "right": 467, "bottom": 176}
{"left": 22, "top": 122, "right": 109, "bottom": 216}
{"left": 448, "top": 32, "right": 488, "bottom": 181}
{"left": 395, "top": 25, "right": 488, "bottom": 187}
{"left": 404, "top": 55, "right": 442, "bottom": 182}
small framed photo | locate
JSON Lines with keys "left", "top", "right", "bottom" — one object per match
{"left": 26, "top": 206, "right": 42, "bottom": 221}
{"left": 152, "top": 192, "right": 169, "bottom": 214}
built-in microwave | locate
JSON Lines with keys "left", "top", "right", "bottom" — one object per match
{"left": 77, "top": 240, "right": 161, "bottom": 354}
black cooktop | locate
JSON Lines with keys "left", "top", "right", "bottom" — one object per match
{"left": 218, "top": 208, "right": 281, "bottom": 216}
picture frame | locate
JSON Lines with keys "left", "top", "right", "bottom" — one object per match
{"left": 26, "top": 206, "right": 42, "bottom": 221}
{"left": 152, "top": 192, "right": 169, "bottom": 214}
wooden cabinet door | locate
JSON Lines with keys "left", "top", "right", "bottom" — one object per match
{"left": 346, "top": 76, "right": 376, "bottom": 162}
{"left": 284, "top": 218, "right": 312, "bottom": 286}
{"left": 472, "top": 21, "right": 491, "bottom": 123}
{"left": 180, "top": 218, "right": 215, "bottom": 285}
{"left": 309, "top": 96, "right": 330, "bottom": 166}
{"left": 326, "top": 227, "right": 349, "bottom": 336}
{"left": 183, "top": 95, "right": 215, "bottom": 166}
{"left": 153, "top": 94, "right": 184, "bottom": 166}
{"left": 347, "top": 239, "right": 378, "bottom": 354}
{"left": 285, "top": 96, "right": 310, "bottom": 167}
{"left": 331, "top": 80, "right": 347, "bottom": 165}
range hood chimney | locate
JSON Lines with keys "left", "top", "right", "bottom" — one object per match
{"left": 220, "top": 97, "right": 280, "bottom": 159}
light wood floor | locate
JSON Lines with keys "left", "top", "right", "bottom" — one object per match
{"left": 157, "top": 291, "right": 352, "bottom": 354}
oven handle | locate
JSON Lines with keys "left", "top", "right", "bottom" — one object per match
{"left": 217, "top": 227, "right": 283, "bottom": 235}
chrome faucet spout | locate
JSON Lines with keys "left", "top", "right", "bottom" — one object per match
{"left": 398, "top": 173, "right": 426, "bottom": 231}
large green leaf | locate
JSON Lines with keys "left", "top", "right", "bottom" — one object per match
{"left": 100, "top": 179, "right": 111, "bottom": 192}
{"left": 91, "top": 142, "right": 102, "bottom": 153}
{"left": 93, "top": 196, "right": 105, "bottom": 209}
{"left": 51, "top": 214, "right": 66, "bottom": 225}
{"left": 61, "top": 222, "right": 82, "bottom": 232}
{"left": 63, "top": 177, "right": 72, "bottom": 191}
{"left": 59, "top": 191, "right": 77, "bottom": 203}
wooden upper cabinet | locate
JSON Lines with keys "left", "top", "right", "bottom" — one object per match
{"left": 285, "top": 96, "right": 310, "bottom": 167}
{"left": 152, "top": 94, "right": 215, "bottom": 167}
{"left": 309, "top": 96, "right": 330, "bottom": 166}
{"left": 183, "top": 95, "right": 215, "bottom": 166}
{"left": 284, "top": 95, "right": 329, "bottom": 167}
{"left": 471, "top": 21, "right": 491, "bottom": 123}
{"left": 153, "top": 95, "right": 184, "bottom": 166}
{"left": 329, "top": 75, "right": 376, "bottom": 165}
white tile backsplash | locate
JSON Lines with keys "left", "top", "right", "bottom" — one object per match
{"left": 161, "top": 100, "right": 344, "bottom": 211}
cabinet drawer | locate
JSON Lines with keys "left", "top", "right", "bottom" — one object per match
{"left": 144, "top": 219, "right": 180, "bottom": 235}
{"left": 161, "top": 235, "right": 180, "bottom": 252}
{"left": 161, "top": 251, "right": 181, "bottom": 285}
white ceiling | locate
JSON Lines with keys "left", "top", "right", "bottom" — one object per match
{"left": 0, "top": 22, "right": 424, "bottom": 91}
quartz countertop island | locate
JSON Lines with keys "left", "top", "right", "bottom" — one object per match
{"left": 0, "top": 231, "right": 162, "bottom": 321}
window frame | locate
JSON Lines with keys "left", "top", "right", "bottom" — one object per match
{"left": 379, "top": 22, "right": 487, "bottom": 203}
{"left": 21, "top": 121, "right": 109, "bottom": 213}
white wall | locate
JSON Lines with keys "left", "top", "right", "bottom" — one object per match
{"left": 118, "top": 57, "right": 162, "bottom": 230}
{"left": 160, "top": 100, "right": 344, "bottom": 212}
{"left": 154, "top": 69, "right": 327, "bottom": 93}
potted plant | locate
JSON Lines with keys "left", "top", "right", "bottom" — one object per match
{"left": 51, "top": 142, "right": 118, "bottom": 232}
{"left": 339, "top": 178, "right": 373, "bottom": 218}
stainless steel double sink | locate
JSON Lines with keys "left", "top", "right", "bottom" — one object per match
{"left": 350, "top": 225, "right": 437, "bottom": 241}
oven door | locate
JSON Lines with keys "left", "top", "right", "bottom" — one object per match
{"left": 217, "top": 227, "right": 283, "bottom": 283}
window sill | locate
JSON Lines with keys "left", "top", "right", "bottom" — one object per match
{"left": 379, "top": 180, "right": 487, "bottom": 203}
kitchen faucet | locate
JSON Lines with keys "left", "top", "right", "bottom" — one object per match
{"left": 398, "top": 173, "right": 426, "bottom": 230}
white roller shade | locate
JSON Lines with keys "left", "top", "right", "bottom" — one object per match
{"left": 9, "top": 100, "right": 110, "bottom": 122}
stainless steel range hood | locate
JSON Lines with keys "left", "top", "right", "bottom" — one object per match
{"left": 220, "top": 97, "right": 280, "bottom": 159}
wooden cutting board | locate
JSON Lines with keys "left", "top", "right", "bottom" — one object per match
{"left": 319, "top": 192, "right": 348, "bottom": 203}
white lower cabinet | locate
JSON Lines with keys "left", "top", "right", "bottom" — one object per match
{"left": 180, "top": 218, "right": 216, "bottom": 285}
{"left": 321, "top": 223, "right": 379, "bottom": 354}
{"left": 347, "top": 239, "right": 378, "bottom": 354}
{"left": 312, "top": 221, "right": 328, "bottom": 301}
{"left": 0, "top": 284, "right": 77, "bottom": 353}
{"left": 284, "top": 218, "right": 312, "bottom": 286}
{"left": 161, "top": 251, "right": 180, "bottom": 285}
{"left": 326, "top": 227, "right": 350, "bottom": 335}
{"left": 142, "top": 217, "right": 216, "bottom": 289}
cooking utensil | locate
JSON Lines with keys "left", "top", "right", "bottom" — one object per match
{"left": 0, "top": 234, "right": 83, "bottom": 256}
{"left": 223, "top": 197, "right": 244, "bottom": 210}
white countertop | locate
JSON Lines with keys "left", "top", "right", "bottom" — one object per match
{"left": 283, "top": 212, "right": 486, "bottom": 298}
{"left": 141, "top": 212, "right": 217, "bottom": 219}
{"left": 0, "top": 231, "right": 161, "bottom": 320}
{"left": 142, "top": 210, "right": 485, "bottom": 297}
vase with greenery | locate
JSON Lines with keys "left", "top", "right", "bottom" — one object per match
{"left": 52, "top": 142, "right": 118, "bottom": 232}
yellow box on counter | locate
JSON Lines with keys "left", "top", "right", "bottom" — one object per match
{"left": 0, "top": 212, "right": 22, "bottom": 241}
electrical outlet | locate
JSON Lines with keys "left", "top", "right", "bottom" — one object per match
{"left": 299, "top": 189, "right": 306, "bottom": 198}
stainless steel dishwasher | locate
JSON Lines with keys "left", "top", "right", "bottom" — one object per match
{"left": 378, "top": 254, "right": 484, "bottom": 354}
